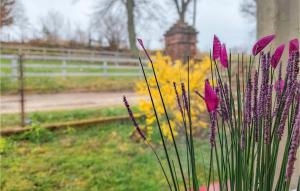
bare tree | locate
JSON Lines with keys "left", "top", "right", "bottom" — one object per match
{"left": 91, "top": 9, "right": 127, "bottom": 50}
{"left": 39, "top": 11, "right": 65, "bottom": 44}
{"left": 240, "top": 0, "right": 257, "bottom": 21}
{"left": 0, "top": 0, "right": 15, "bottom": 28}
{"left": 126, "top": 0, "right": 136, "bottom": 51}
{"left": 172, "top": 0, "right": 193, "bottom": 23}
{"left": 0, "top": 0, "right": 29, "bottom": 42}
{"left": 93, "top": 0, "right": 162, "bottom": 52}
{"left": 102, "top": 15, "right": 127, "bottom": 50}
{"left": 13, "top": 0, "right": 29, "bottom": 42}
{"left": 69, "top": 25, "right": 89, "bottom": 46}
{"left": 94, "top": 0, "right": 137, "bottom": 52}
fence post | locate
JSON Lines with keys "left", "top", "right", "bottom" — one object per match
{"left": 62, "top": 60, "right": 67, "bottom": 78}
{"left": 43, "top": 48, "right": 46, "bottom": 57}
{"left": 18, "top": 55, "right": 25, "bottom": 127}
{"left": 103, "top": 61, "right": 108, "bottom": 77}
{"left": 92, "top": 51, "right": 95, "bottom": 63}
{"left": 17, "top": 47, "right": 21, "bottom": 55}
{"left": 114, "top": 52, "right": 119, "bottom": 66}
{"left": 11, "top": 57, "right": 18, "bottom": 80}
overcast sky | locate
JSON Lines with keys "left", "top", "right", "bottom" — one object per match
{"left": 6, "top": 0, "right": 256, "bottom": 51}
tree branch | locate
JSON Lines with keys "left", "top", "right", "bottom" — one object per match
{"left": 173, "top": 0, "right": 181, "bottom": 16}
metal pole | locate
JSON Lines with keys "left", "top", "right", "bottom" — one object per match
{"left": 19, "top": 54, "right": 25, "bottom": 127}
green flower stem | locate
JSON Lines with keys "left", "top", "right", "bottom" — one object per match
{"left": 139, "top": 58, "right": 178, "bottom": 191}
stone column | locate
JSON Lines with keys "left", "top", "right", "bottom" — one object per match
{"left": 257, "top": 0, "right": 300, "bottom": 189}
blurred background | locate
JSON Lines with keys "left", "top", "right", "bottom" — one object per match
{"left": 0, "top": 0, "right": 299, "bottom": 190}
{"left": 0, "top": 0, "right": 259, "bottom": 126}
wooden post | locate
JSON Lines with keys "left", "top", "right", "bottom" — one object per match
{"left": 62, "top": 60, "right": 67, "bottom": 78}
{"left": 43, "top": 48, "right": 46, "bottom": 60}
{"left": 114, "top": 52, "right": 119, "bottom": 66}
{"left": 19, "top": 55, "right": 25, "bottom": 127}
{"left": 92, "top": 51, "right": 95, "bottom": 63}
{"left": 103, "top": 61, "right": 108, "bottom": 77}
{"left": 11, "top": 58, "right": 18, "bottom": 80}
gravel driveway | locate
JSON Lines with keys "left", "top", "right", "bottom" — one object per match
{"left": 0, "top": 92, "right": 146, "bottom": 114}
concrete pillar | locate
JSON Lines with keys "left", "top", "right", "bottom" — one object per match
{"left": 257, "top": 0, "right": 300, "bottom": 189}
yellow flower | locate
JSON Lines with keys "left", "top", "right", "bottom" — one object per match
{"left": 136, "top": 52, "right": 210, "bottom": 140}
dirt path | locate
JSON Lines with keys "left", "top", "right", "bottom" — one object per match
{"left": 0, "top": 92, "right": 146, "bottom": 114}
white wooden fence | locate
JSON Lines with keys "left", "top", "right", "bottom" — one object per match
{"left": 0, "top": 54, "right": 149, "bottom": 78}
{"left": 1, "top": 44, "right": 138, "bottom": 58}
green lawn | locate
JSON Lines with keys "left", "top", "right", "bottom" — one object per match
{"left": 0, "top": 120, "right": 211, "bottom": 190}
{"left": 0, "top": 76, "right": 141, "bottom": 95}
{"left": 1, "top": 106, "right": 138, "bottom": 129}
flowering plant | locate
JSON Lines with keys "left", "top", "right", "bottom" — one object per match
{"left": 124, "top": 35, "right": 300, "bottom": 191}
{"left": 136, "top": 52, "right": 210, "bottom": 141}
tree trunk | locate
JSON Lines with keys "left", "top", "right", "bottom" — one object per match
{"left": 126, "top": 0, "right": 138, "bottom": 53}
{"left": 179, "top": 12, "right": 185, "bottom": 22}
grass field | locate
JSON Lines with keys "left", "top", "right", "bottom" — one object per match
{"left": 0, "top": 76, "right": 140, "bottom": 95}
{"left": 1, "top": 120, "right": 211, "bottom": 190}
{"left": 1, "top": 106, "right": 138, "bottom": 129}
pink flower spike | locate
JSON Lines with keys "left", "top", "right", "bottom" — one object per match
{"left": 274, "top": 79, "right": 285, "bottom": 93}
{"left": 271, "top": 44, "right": 285, "bottom": 68}
{"left": 289, "top": 38, "right": 299, "bottom": 56}
{"left": 252, "top": 34, "right": 275, "bottom": 55}
{"left": 213, "top": 35, "right": 221, "bottom": 60}
{"left": 220, "top": 43, "right": 228, "bottom": 68}
{"left": 137, "top": 38, "right": 152, "bottom": 62}
{"left": 204, "top": 79, "right": 219, "bottom": 112}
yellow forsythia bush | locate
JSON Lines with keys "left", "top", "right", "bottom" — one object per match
{"left": 136, "top": 52, "right": 211, "bottom": 141}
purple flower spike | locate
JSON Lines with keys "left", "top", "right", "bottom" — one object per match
{"left": 277, "top": 82, "right": 297, "bottom": 139}
{"left": 173, "top": 82, "right": 183, "bottom": 116}
{"left": 245, "top": 77, "right": 253, "bottom": 124}
{"left": 213, "top": 35, "right": 221, "bottom": 60}
{"left": 274, "top": 79, "right": 285, "bottom": 93}
{"left": 253, "top": 71, "right": 259, "bottom": 142}
{"left": 220, "top": 43, "right": 228, "bottom": 68}
{"left": 241, "top": 76, "right": 253, "bottom": 149}
{"left": 252, "top": 34, "right": 275, "bottom": 55}
{"left": 137, "top": 38, "right": 152, "bottom": 63}
{"left": 137, "top": 38, "right": 144, "bottom": 48}
{"left": 285, "top": 107, "right": 300, "bottom": 181}
{"left": 264, "top": 85, "right": 273, "bottom": 144}
{"left": 123, "top": 96, "right": 146, "bottom": 140}
{"left": 209, "top": 111, "right": 217, "bottom": 147}
{"left": 271, "top": 44, "right": 285, "bottom": 68}
{"left": 289, "top": 38, "right": 299, "bottom": 56}
{"left": 181, "top": 82, "right": 189, "bottom": 113}
{"left": 258, "top": 53, "right": 270, "bottom": 117}
{"left": 223, "top": 83, "right": 231, "bottom": 118}
{"left": 216, "top": 81, "right": 229, "bottom": 121}
{"left": 204, "top": 79, "right": 219, "bottom": 112}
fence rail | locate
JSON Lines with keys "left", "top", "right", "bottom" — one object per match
{"left": 0, "top": 54, "right": 149, "bottom": 78}
{"left": 1, "top": 44, "right": 138, "bottom": 58}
